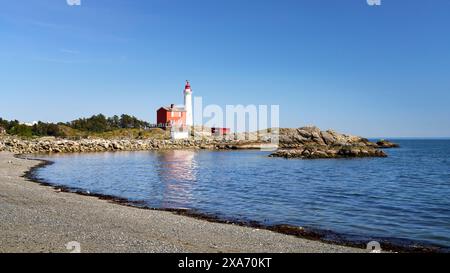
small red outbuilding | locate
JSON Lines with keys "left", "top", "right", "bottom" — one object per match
{"left": 211, "top": 127, "right": 231, "bottom": 136}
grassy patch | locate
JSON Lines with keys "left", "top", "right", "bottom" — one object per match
{"left": 90, "top": 128, "right": 169, "bottom": 140}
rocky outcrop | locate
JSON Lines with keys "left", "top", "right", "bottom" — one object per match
{"left": 270, "top": 126, "right": 392, "bottom": 159}
{"left": 278, "top": 127, "right": 371, "bottom": 148}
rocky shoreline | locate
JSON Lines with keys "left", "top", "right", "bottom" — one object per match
{"left": 0, "top": 136, "right": 258, "bottom": 154}
{"left": 0, "top": 126, "right": 398, "bottom": 158}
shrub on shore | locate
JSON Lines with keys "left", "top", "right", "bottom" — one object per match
{"left": 8, "top": 124, "right": 33, "bottom": 138}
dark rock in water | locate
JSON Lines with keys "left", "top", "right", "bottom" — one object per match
{"left": 376, "top": 139, "right": 400, "bottom": 148}
{"left": 270, "top": 145, "right": 387, "bottom": 159}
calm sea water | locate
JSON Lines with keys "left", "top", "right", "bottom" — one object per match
{"left": 34, "top": 140, "right": 450, "bottom": 249}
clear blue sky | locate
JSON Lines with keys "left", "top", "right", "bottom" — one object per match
{"left": 1, "top": 0, "right": 449, "bottom": 137}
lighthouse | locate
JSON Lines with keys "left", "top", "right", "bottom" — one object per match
{"left": 184, "top": 80, "right": 193, "bottom": 127}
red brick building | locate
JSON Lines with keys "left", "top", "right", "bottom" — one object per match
{"left": 157, "top": 104, "right": 187, "bottom": 129}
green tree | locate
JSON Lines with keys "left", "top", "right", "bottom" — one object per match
{"left": 107, "top": 115, "right": 121, "bottom": 129}
{"left": 32, "top": 122, "right": 65, "bottom": 137}
{"left": 68, "top": 114, "right": 110, "bottom": 132}
{"left": 9, "top": 124, "right": 33, "bottom": 137}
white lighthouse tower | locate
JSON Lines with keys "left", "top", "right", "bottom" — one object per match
{"left": 184, "top": 80, "right": 193, "bottom": 127}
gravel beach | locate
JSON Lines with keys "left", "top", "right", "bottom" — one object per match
{"left": 0, "top": 152, "right": 364, "bottom": 253}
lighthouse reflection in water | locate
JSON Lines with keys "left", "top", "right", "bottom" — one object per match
{"left": 156, "top": 150, "right": 198, "bottom": 209}
{"left": 33, "top": 150, "right": 200, "bottom": 210}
